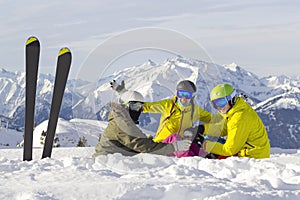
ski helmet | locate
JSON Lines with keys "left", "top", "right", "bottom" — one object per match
{"left": 176, "top": 80, "right": 197, "bottom": 93}
{"left": 119, "top": 90, "right": 144, "bottom": 103}
{"left": 210, "top": 83, "right": 235, "bottom": 101}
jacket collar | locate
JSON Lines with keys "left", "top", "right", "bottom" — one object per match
{"left": 173, "top": 95, "right": 193, "bottom": 112}
{"left": 222, "top": 97, "right": 247, "bottom": 117}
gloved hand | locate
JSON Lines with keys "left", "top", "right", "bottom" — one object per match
{"left": 172, "top": 139, "right": 192, "bottom": 151}
{"left": 110, "top": 80, "right": 125, "bottom": 93}
{"left": 184, "top": 125, "right": 205, "bottom": 137}
{"left": 128, "top": 101, "right": 144, "bottom": 124}
{"left": 128, "top": 101, "right": 144, "bottom": 112}
{"left": 184, "top": 125, "right": 205, "bottom": 148}
{"left": 148, "top": 135, "right": 154, "bottom": 140}
{"left": 193, "top": 134, "right": 205, "bottom": 148}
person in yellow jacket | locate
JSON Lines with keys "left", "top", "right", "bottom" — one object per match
{"left": 203, "top": 83, "right": 270, "bottom": 159}
{"left": 110, "top": 80, "right": 220, "bottom": 143}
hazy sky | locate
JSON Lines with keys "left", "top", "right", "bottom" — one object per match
{"left": 0, "top": 0, "right": 299, "bottom": 81}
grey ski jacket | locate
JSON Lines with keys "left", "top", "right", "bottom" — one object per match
{"left": 93, "top": 103, "right": 175, "bottom": 157}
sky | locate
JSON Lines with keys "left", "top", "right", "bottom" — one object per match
{"left": 0, "top": 0, "right": 300, "bottom": 81}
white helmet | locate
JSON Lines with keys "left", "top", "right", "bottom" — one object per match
{"left": 119, "top": 90, "right": 144, "bottom": 103}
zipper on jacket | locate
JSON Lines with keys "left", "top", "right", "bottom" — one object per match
{"left": 177, "top": 110, "right": 184, "bottom": 135}
{"left": 246, "top": 142, "right": 255, "bottom": 148}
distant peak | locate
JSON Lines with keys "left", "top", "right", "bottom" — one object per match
{"left": 146, "top": 59, "right": 157, "bottom": 66}
{"left": 0, "top": 67, "right": 17, "bottom": 78}
{"left": 173, "top": 56, "right": 189, "bottom": 62}
{"left": 223, "top": 63, "right": 239, "bottom": 71}
{"left": 0, "top": 67, "right": 7, "bottom": 73}
{"left": 170, "top": 56, "right": 195, "bottom": 66}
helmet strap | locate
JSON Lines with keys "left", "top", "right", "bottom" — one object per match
{"left": 228, "top": 97, "right": 236, "bottom": 107}
{"left": 227, "top": 90, "right": 237, "bottom": 108}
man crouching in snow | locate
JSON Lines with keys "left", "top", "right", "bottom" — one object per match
{"left": 92, "top": 90, "right": 191, "bottom": 157}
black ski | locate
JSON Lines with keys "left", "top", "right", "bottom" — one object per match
{"left": 42, "top": 47, "right": 72, "bottom": 159}
{"left": 23, "top": 36, "right": 40, "bottom": 161}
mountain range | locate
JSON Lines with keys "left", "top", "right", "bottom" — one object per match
{"left": 0, "top": 57, "right": 299, "bottom": 149}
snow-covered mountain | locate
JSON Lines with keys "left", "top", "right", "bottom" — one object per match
{"left": 0, "top": 68, "right": 88, "bottom": 129}
{"left": 73, "top": 57, "right": 300, "bottom": 149}
{"left": 84, "top": 57, "right": 298, "bottom": 110}
{"left": 254, "top": 91, "right": 300, "bottom": 149}
{"left": 1, "top": 57, "right": 299, "bottom": 149}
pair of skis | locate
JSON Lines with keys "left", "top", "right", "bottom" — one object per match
{"left": 23, "top": 36, "right": 72, "bottom": 161}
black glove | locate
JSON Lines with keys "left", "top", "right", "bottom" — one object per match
{"left": 128, "top": 101, "right": 144, "bottom": 124}
{"left": 193, "top": 133, "right": 205, "bottom": 148}
{"left": 196, "top": 124, "right": 205, "bottom": 135}
{"left": 184, "top": 125, "right": 204, "bottom": 137}
{"left": 128, "top": 101, "right": 144, "bottom": 112}
{"left": 205, "top": 153, "right": 220, "bottom": 159}
{"left": 110, "top": 80, "right": 125, "bottom": 93}
{"left": 184, "top": 125, "right": 205, "bottom": 148}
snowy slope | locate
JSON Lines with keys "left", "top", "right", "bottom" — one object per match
{"left": 0, "top": 117, "right": 153, "bottom": 149}
{"left": 1, "top": 57, "right": 298, "bottom": 124}
{"left": 1, "top": 57, "right": 300, "bottom": 149}
{"left": 0, "top": 109, "right": 299, "bottom": 199}
{"left": 72, "top": 57, "right": 300, "bottom": 148}
{"left": 0, "top": 68, "right": 86, "bottom": 128}
{"left": 21, "top": 118, "right": 107, "bottom": 148}
{"left": 0, "top": 147, "right": 299, "bottom": 199}
{"left": 255, "top": 91, "right": 300, "bottom": 149}
{"left": 2, "top": 57, "right": 298, "bottom": 124}
{"left": 73, "top": 57, "right": 299, "bottom": 119}
{"left": 0, "top": 127, "right": 23, "bottom": 148}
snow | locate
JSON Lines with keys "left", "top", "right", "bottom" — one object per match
{"left": 223, "top": 63, "right": 239, "bottom": 72}
{"left": 1, "top": 120, "right": 300, "bottom": 199}
{"left": 30, "top": 118, "right": 106, "bottom": 148}
{"left": 0, "top": 128, "right": 23, "bottom": 147}
{"left": 254, "top": 91, "right": 300, "bottom": 111}
{"left": 0, "top": 147, "right": 299, "bottom": 199}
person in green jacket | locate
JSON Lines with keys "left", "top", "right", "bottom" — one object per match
{"left": 92, "top": 90, "right": 192, "bottom": 157}
{"left": 203, "top": 83, "right": 270, "bottom": 159}
{"left": 110, "top": 80, "right": 219, "bottom": 143}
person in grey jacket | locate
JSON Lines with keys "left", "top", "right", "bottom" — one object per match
{"left": 92, "top": 91, "right": 191, "bottom": 157}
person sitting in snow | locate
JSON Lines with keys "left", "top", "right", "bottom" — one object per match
{"left": 110, "top": 80, "right": 215, "bottom": 142}
{"left": 109, "top": 79, "right": 222, "bottom": 157}
{"left": 199, "top": 83, "right": 271, "bottom": 159}
{"left": 92, "top": 90, "right": 192, "bottom": 157}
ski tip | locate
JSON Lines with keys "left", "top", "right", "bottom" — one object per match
{"left": 26, "top": 36, "right": 39, "bottom": 46}
{"left": 58, "top": 47, "right": 71, "bottom": 56}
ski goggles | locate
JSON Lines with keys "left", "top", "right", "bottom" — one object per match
{"left": 211, "top": 97, "right": 228, "bottom": 109}
{"left": 177, "top": 90, "right": 193, "bottom": 99}
{"left": 211, "top": 90, "right": 237, "bottom": 109}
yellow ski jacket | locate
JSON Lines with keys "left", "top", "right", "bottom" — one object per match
{"left": 205, "top": 97, "right": 270, "bottom": 159}
{"left": 143, "top": 96, "right": 218, "bottom": 142}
